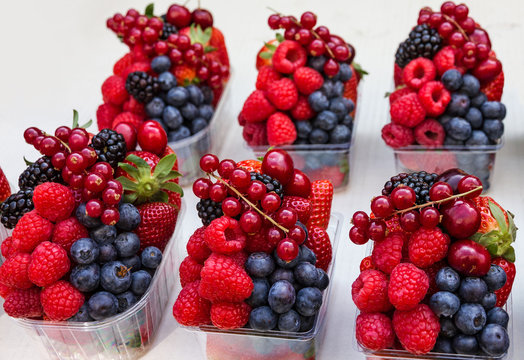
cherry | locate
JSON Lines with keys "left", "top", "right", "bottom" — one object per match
{"left": 91, "top": 162, "right": 113, "bottom": 180}
{"left": 371, "top": 196, "right": 394, "bottom": 218}
{"left": 268, "top": 14, "right": 281, "bottom": 29}
{"left": 457, "top": 175, "right": 483, "bottom": 198}
{"left": 323, "top": 59, "right": 340, "bottom": 77}
{"left": 261, "top": 192, "right": 281, "bottom": 213}
{"left": 68, "top": 132, "right": 89, "bottom": 152}
{"left": 262, "top": 149, "right": 294, "bottom": 185}
{"left": 209, "top": 183, "right": 227, "bottom": 203}
{"left": 84, "top": 173, "right": 107, "bottom": 193}
{"left": 230, "top": 168, "right": 251, "bottom": 190}
{"left": 283, "top": 169, "right": 311, "bottom": 198}
{"left": 472, "top": 58, "right": 502, "bottom": 82}
{"left": 102, "top": 187, "right": 122, "bottom": 205}
{"left": 400, "top": 210, "right": 420, "bottom": 232}
{"left": 222, "top": 197, "right": 242, "bottom": 217}
{"left": 368, "top": 219, "right": 386, "bottom": 242}
{"left": 24, "top": 127, "right": 42, "bottom": 144}
{"left": 200, "top": 154, "right": 219, "bottom": 173}
{"left": 441, "top": 199, "right": 481, "bottom": 239}
{"left": 247, "top": 180, "right": 266, "bottom": 201}
{"left": 101, "top": 207, "right": 120, "bottom": 226}
{"left": 352, "top": 211, "right": 369, "bottom": 229}
{"left": 288, "top": 225, "right": 306, "bottom": 245}
{"left": 193, "top": 178, "right": 212, "bottom": 199}
{"left": 349, "top": 226, "right": 369, "bottom": 245}
{"left": 51, "top": 152, "right": 67, "bottom": 169}
{"left": 81, "top": 147, "right": 98, "bottom": 167}
{"left": 218, "top": 159, "right": 236, "bottom": 178}
{"left": 390, "top": 186, "right": 416, "bottom": 210}
{"left": 113, "top": 122, "right": 137, "bottom": 151}
{"left": 436, "top": 168, "right": 468, "bottom": 193}
{"left": 192, "top": 9, "right": 213, "bottom": 29}
{"left": 66, "top": 152, "right": 88, "bottom": 174}
{"left": 448, "top": 239, "right": 491, "bottom": 276}
{"left": 276, "top": 208, "right": 298, "bottom": 229}
{"left": 137, "top": 121, "right": 167, "bottom": 156}
{"left": 240, "top": 210, "right": 262, "bottom": 234}
{"left": 300, "top": 11, "right": 317, "bottom": 29}
{"left": 276, "top": 238, "right": 299, "bottom": 262}
{"left": 86, "top": 199, "right": 104, "bottom": 218}
{"left": 420, "top": 207, "right": 440, "bottom": 228}
{"left": 166, "top": 4, "right": 191, "bottom": 28}
{"left": 40, "top": 137, "right": 61, "bottom": 156}
{"left": 54, "top": 126, "right": 71, "bottom": 142}
{"left": 429, "top": 181, "right": 454, "bottom": 201}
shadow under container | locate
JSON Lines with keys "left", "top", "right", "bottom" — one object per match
{"left": 12, "top": 204, "right": 185, "bottom": 360}
{"left": 179, "top": 212, "right": 343, "bottom": 360}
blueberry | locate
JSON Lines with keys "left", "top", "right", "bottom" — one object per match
{"left": 76, "top": 203, "right": 102, "bottom": 228}
{"left": 314, "top": 111, "right": 338, "bottom": 131}
{"left": 68, "top": 303, "right": 93, "bottom": 322}
{"left": 168, "top": 126, "right": 191, "bottom": 142}
{"left": 447, "top": 93, "right": 470, "bottom": 117}
{"left": 445, "top": 117, "right": 472, "bottom": 141}
{"left": 332, "top": 81, "right": 344, "bottom": 97}
{"left": 295, "top": 287, "right": 322, "bottom": 317}
{"left": 464, "top": 107, "right": 483, "bottom": 129}
{"left": 330, "top": 124, "right": 352, "bottom": 144}
{"left": 499, "top": 103, "right": 507, "bottom": 120}
{"left": 299, "top": 315, "right": 315, "bottom": 332}
{"left": 70, "top": 263, "right": 100, "bottom": 292}
{"left": 440, "top": 317, "right": 458, "bottom": 338}
{"left": 70, "top": 238, "right": 99, "bottom": 264}
{"left": 438, "top": 114, "right": 453, "bottom": 127}
{"left": 274, "top": 249, "right": 300, "bottom": 269}
{"left": 246, "top": 252, "right": 275, "bottom": 278}
{"left": 465, "top": 130, "right": 489, "bottom": 146}
{"left": 338, "top": 63, "right": 353, "bottom": 82}
{"left": 98, "top": 244, "right": 118, "bottom": 263}
{"left": 436, "top": 267, "right": 461, "bottom": 292}
{"left": 452, "top": 334, "right": 479, "bottom": 355}
{"left": 483, "top": 265, "right": 507, "bottom": 291}
{"left": 481, "top": 101, "right": 505, "bottom": 120}
{"left": 429, "top": 291, "right": 460, "bottom": 317}
{"left": 151, "top": 55, "right": 171, "bottom": 74}
{"left": 268, "top": 280, "right": 296, "bottom": 314}
{"left": 186, "top": 85, "right": 204, "bottom": 105}
{"left": 328, "top": 98, "right": 348, "bottom": 120}
{"left": 141, "top": 246, "right": 163, "bottom": 269}
{"left": 198, "top": 104, "right": 214, "bottom": 121}
{"left": 163, "top": 106, "right": 184, "bottom": 130}
{"left": 308, "top": 91, "right": 329, "bottom": 112}
{"left": 249, "top": 306, "right": 278, "bottom": 330}
{"left": 294, "top": 138, "right": 309, "bottom": 145}
{"left": 145, "top": 97, "right": 165, "bottom": 118}
{"left": 460, "top": 74, "right": 480, "bottom": 97}
{"left": 158, "top": 71, "right": 177, "bottom": 91}
{"left": 150, "top": 118, "right": 169, "bottom": 133}
{"left": 482, "top": 119, "right": 504, "bottom": 141}
{"left": 441, "top": 69, "right": 463, "bottom": 91}
{"left": 459, "top": 277, "right": 488, "bottom": 303}
{"left": 278, "top": 309, "right": 301, "bottom": 332}
{"left": 321, "top": 81, "right": 335, "bottom": 98}
{"left": 341, "top": 114, "right": 353, "bottom": 127}
{"left": 116, "top": 291, "right": 137, "bottom": 313}
{"left": 294, "top": 262, "right": 319, "bottom": 287}
{"left": 182, "top": 102, "right": 199, "bottom": 120}
{"left": 481, "top": 292, "right": 497, "bottom": 310}
{"left": 190, "top": 118, "right": 208, "bottom": 134}
{"left": 486, "top": 307, "right": 509, "bottom": 328}
{"left": 246, "top": 278, "right": 270, "bottom": 307}
{"left": 342, "top": 98, "right": 355, "bottom": 113}
{"left": 116, "top": 203, "right": 141, "bottom": 231}
{"left": 90, "top": 225, "right": 117, "bottom": 244}
{"left": 101, "top": 261, "right": 132, "bottom": 294}
{"left": 454, "top": 303, "right": 486, "bottom": 335}
{"left": 315, "top": 268, "right": 329, "bottom": 291}
{"left": 130, "top": 270, "right": 152, "bottom": 296}
{"left": 201, "top": 86, "right": 214, "bottom": 104}
{"left": 269, "top": 268, "right": 295, "bottom": 285}
{"left": 295, "top": 121, "right": 313, "bottom": 139}
{"left": 433, "top": 337, "right": 455, "bottom": 354}
{"left": 470, "top": 93, "right": 487, "bottom": 108}
{"left": 120, "top": 255, "right": 141, "bottom": 272}
{"left": 479, "top": 323, "right": 509, "bottom": 356}
{"left": 444, "top": 137, "right": 464, "bottom": 146}
{"left": 88, "top": 291, "right": 119, "bottom": 320}
{"left": 166, "top": 87, "right": 189, "bottom": 107}
{"left": 298, "top": 246, "right": 316, "bottom": 265}
{"left": 307, "top": 56, "right": 326, "bottom": 72}
{"left": 114, "top": 232, "right": 140, "bottom": 258}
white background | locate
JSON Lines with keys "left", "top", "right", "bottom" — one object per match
{"left": 0, "top": 0, "right": 523, "bottom": 359}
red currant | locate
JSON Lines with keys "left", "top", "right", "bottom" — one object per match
{"left": 33, "top": 136, "right": 45, "bottom": 151}
{"left": 276, "top": 238, "right": 299, "bottom": 261}
{"left": 247, "top": 181, "right": 266, "bottom": 202}
{"left": 352, "top": 211, "right": 370, "bottom": 229}
{"left": 148, "top": 17, "right": 163, "bottom": 31}
{"left": 86, "top": 199, "right": 104, "bottom": 218}
{"left": 176, "top": 35, "right": 191, "bottom": 51}
{"left": 429, "top": 13, "right": 444, "bottom": 28}
{"left": 295, "top": 29, "right": 312, "bottom": 45}
{"left": 240, "top": 210, "right": 262, "bottom": 234}
{"left": 68, "top": 173, "right": 85, "bottom": 189}
{"left": 54, "top": 126, "right": 71, "bottom": 142}
{"left": 169, "top": 49, "right": 183, "bottom": 64}
{"left": 420, "top": 207, "right": 440, "bottom": 228}
{"left": 400, "top": 210, "right": 421, "bottom": 232}
{"left": 261, "top": 192, "right": 281, "bottom": 213}
{"left": 266, "top": 226, "right": 285, "bottom": 245}
{"left": 51, "top": 152, "right": 67, "bottom": 169}
{"left": 308, "top": 39, "right": 326, "bottom": 56}
{"left": 476, "top": 43, "right": 490, "bottom": 60}
{"left": 333, "top": 45, "right": 349, "bottom": 61}
{"left": 315, "top": 26, "right": 330, "bottom": 41}
{"left": 200, "top": 154, "right": 219, "bottom": 173}
{"left": 229, "top": 168, "right": 251, "bottom": 190}
{"left": 459, "top": 17, "right": 475, "bottom": 34}
{"left": 81, "top": 147, "right": 97, "bottom": 167}
{"left": 193, "top": 178, "right": 212, "bottom": 199}
{"left": 106, "top": 180, "right": 123, "bottom": 193}
{"left": 284, "top": 27, "right": 297, "bottom": 41}
{"left": 429, "top": 182, "right": 453, "bottom": 201}
{"left": 66, "top": 152, "right": 88, "bottom": 174}
{"left": 209, "top": 183, "right": 227, "bottom": 203}
{"left": 197, "top": 66, "right": 210, "bottom": 81}
{"left": 268, "top": 14, "right": 281, "bottom": 29}
{"left": 90, "top": 162, "right": 113, "bottom": 180}
{"left": 61, "top": 167, "right": 73, "bottom": 183}
{"left": 40, "top": 137, "right": 61, "bottom": 156}
{"left": 300, "top": 11, "right": 317, "bottom": 29}
{"left": 68, "top": 132, "right": 89, "bottom": 152}
{"left": 370, "top": 196, "right": 394, "bottom": 218}
{"left": 441, "top": 1, "right": 456, "bottom": 15}
{"left": 24, "top": 127, "right": 42, "bottom": 144}
{"left": 323, "top": 59, "right": 340, "bottom": 77}
{"left": 438, "top": 21, "right": 454, "bottom": 39}
{"left": 279, "top": 16, "right": 294, "bottom": 30}
{"left": 192, "top": 43, "right": 204, "bottom": 57}
{"left": 82, "top": 188, "right": 99, "bottom": 201}
{"left": 457, "top": 176, "right": 482, "bottom": 198}
{"left": 390, "top": 186, "right": 416, "bottom": 209}
{"left": 288, "top": 225, "right": 306, "bottom": 245}
{"left": 349, "top": 226, "right": 369, "bottom": 245}
{"left": 101, "top": 208, "right": 120, "bottom": 226}
{"left": 154, "top": 41, "right": 169, "bottom": 55}
{"left": 454, "top": 4, "right": 469, "bottom": 21}
{"left": 368, "top": 219, "right": 386, "bottom": 242}
{"left": 449, "top": 32, "right": 466, "bottom": 47}
{"left": 84, "top": 173, "right": 107, "bottom": 193}
{"left": 417, "top": 13, "right": 431, "bottom": 25}
{"left": 221, "top": 197, "right": 242, "bottom": 217}
{"left": 102, "top": 187, "right": 122, "bottom": 205}
{"left": 276, "top": 208, "right": 298, "bottom": 229}
{"left": 218, "top": 159, "right": 236, "bottom": 178}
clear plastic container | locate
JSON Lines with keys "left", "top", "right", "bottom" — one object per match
{"left": 168, "top": 80, "right": 233, "bottom": 187}
{"left": 11, "top": 203, "right": 186, "bottom": 360}
{"left": 0, "top": 223, "right": 11, "bottom": 264}
{"left": 177, "top": 212, "right": 343, "bottom": 360}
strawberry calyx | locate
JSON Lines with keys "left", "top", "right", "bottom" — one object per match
{"left": 187, "top": 24, "right": 216, "bottom": 53}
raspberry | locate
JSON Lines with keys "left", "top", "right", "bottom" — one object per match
{"left": 123, "top": 97, "right": 146, "bottom": 116}
{"left": 40, "top": 280, "right": 84, "bottom": 321}
{"left": 290, "top": 96, "right": 315, "bottom": 121}
{"left": 179, "top": 256, "right": 203, "bottom": 288}
{"left": 210, "top": 302, "right": 251, "bottom": 329}
{"left": 433, "top": 46, "right": 457, "bottom": 76}
{"left": 0, "top": 253, "right": 32, "bottom": 289}
{"left": 305, "top": 226, "right": 332, "bottom": 271}
{"left": 245, "top": 230, "right": 278, "bottom": 254}
{"left": 351, "top": 269, "right": 392, "bottom": 313}
{"left": 282, "top": 196, "right": 311, "bottom": 224}
{"left": 389, "top": 86, "right": 413, "bottom": 105}
{"left": 393, "top": 304, "right": 440, "bottom": 354}
{"left": 388, "top": 263, "right": 428, "bottom": 311}
{"left": 199, "top": 253, "right": 253, "bottom": 303}
{"left": 101, "top": 75, "right": 129, "bottom": 105}
{"left": 402, "top": 58, "right": 436, "bottom": 90}
{"left": 266, "top": 112, "right": 297, "bottom": 146}
{"left": 266, "top": 78, "right": 299, "bottom": 111}
{"left": 418, "top": 81, "right": 451, "bottom": 117}
{"left": 424, "top": 260, "right": 446, "bottom": 298}
{"left": 187, "top": 226, "right": 211, "bottom": 264}
{"left": 51, "top": 217, "right": 88, "bottom": 252}
{"left": 371, "top": 232, "right": 404, "bottom": 274}
{"left": 131, "top": 45, "right": 148, "bottom": 62}
{"left": 113, "top": 53, "right": 134, "bottom": 76}
{"left": 272, "top": 40, "right": 307, "bottom": 74}
{"left": 390, "top": 93, "right": 426, "bottom": 128}
{"left": 173, "top": 280, "right": 211, "bottom": 326}
{"left": 228, "top": 251, "right": 248, "bottom": 268}
{"left": 11, "top": 210, "right": 53, "bottom": 253}
{"left": 1, "top": 236, "right": 15, "bottom": 259}
{"left": 237, "top": 112, "right": 246, "bottom": 126}
{"left": 381, "top": 123, "right": 415, "bottom": 148}
{"left": 255, "top": 65, "right": 282, "bottom": 91}
{"left": 293, "top": 67, "right": 324, "bottom": 95}
{"left": 0, "top": 282, "right": 12, "bottom": 298}
{"left": 3, "top": 287, "right": 42, "bottom": 318}
{"left": 394, "top": 63, "right": 404, "bottom": 87}
{"left": 359, "top": 256, "right": 376, "bottom": 272}
{"left": 408, "top": 227, "right": 450, "bottom": 268}
{"left": 33, "top": 182, "right": 75, "bottom": 222}
{"left": 204, "top": 217, "right": 246, "bottom": 255}
{"left": 96, "top": 103, "right": 122, "bottom": 130}
{"left": 112, "top": 111, "right": 144, "bottom": 129}
{"left": 240, "top": 90, "right": 276, "bottom": 123}
{"left": 413, "top": 119, "right": 445, "bottom": 147}
{"left": 356, "top": 312, "right": 395, "bottom": 351}
{"left": 28, "top": 242, "right": 70, "bottom": 287}
{"left": 242, "top": 122, "right": 267, "bottom": 146}
{"left": 122, "top": 61, "right": 151, "bottom": 79}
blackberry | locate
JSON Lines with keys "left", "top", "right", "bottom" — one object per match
{"left": 250, "top": 172, "right": 284, "bottom": 199}
{"left": 159, "top": 17, "right": 177, "bottom": 40}
{"left": 125, "top": 71, "right": 160, "bottom": 104}
{"left": 90, "top": 129, "right": 127, "bottom": 168}
{"left": 382, "top": 171, "right": 438, "bottom": 204}
{"left": 0, "top": 188, "right": 34, "bottom": 229}
{"left": 197, "top": 198, "right": 223, "bottom": 226}
{"left": 18, "top": 156, "right": 62, "bottom": 190}
{"left": 395, "top": 24, "right": 442, "bottom": 68}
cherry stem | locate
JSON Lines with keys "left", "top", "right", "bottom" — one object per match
{"left": 441, "top": 13, "right": 470, "bottom": 41}
{"left": 42, "top": 132, "right": 71, "bottom": 153}
{"left": 207, "top": 172, "right": 289, "bottom": 233}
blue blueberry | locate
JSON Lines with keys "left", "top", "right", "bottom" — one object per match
{"left": 499, "top": 103, "right": 507, "bottom": 120}
{"left": 444, "top": 136, "right": 464, "bottom": 146}
{"left": 465, "top": 130, "right": 489, "bottom": 146}
{"left": 340, "top": 114, "right": 353, "bottom": 127}
{"left": 76, "top": 203, "right": 102, "bottom": 228}
{"left": 88, "top": 291, "right": 118, "bottom": 320}
{"left": 198, "top": 104, "right": 214, "bottom": 121}
{"left": 440, "top": 317, "right": 458, "bottom": 338}
{"left": 181, "top": 102, "right": 198, "bottom": 120}
{"left": 70, "top": 263, "right": 100, "bottom": 292}
{"left": 481, "top": 292, "right": 497, "bottom": 310}
{"left": 246, "top": 252, "right": 275, "bottom": 278}
{"left": 447, "top": 93, "right": 470, "bottom": 117}
{"left": 481, "top": 101, "right": 505, "bottom": 120}
{"left": 330, "top": 124, "right": 351, "bottom": 144}
{"left": 452, "top": 334, "right": 479, "bottom": 355}
{"left": 482, "top": 119, "right": 504, "bottom": 141}
{"left": 158, "top": 71, "right": 176, "bottom": 91}
{"left": 269, "top": 268, "right": 295, "bottom": 285}
{"left": 454, "top": 303, "right": 486, "bottom": 335}
{"left": 460, "top": 74, "right": 480, "bottom": 97}
{"left": 483, "top": 265, "right": 507, "bottom": 291}
{"left": 295, "top": 287, "right": 322, "bottom": 317}
{"left": 308, "top": 91, "right": 329, "bottom": 112}
{"left": 441, "top": 69, "right": 463, "bottom": 91}
{"left": 314, "top": 111, "right": 337, "bottom": 131}
{"left": 130, "top": 270, "right": 152, "bottom": 296}
{"left": 278, "top": 309, "right": 301, "bottom": 332}
{"left": 249, "top": 306, "right": 278, "bottom": 330}
{"left": 116, "top": 203, "right": 141, "bottom": 231}
{"left": 296, "top": 120, "right": 313, "bottom": 139}
{"left": 294, "top": 262, "right": 319, "bottom": 287}
{"left": 186, "top": 85, "right": 204, "bottom": 105}
{"left": 459, "top": 277, "right": 488, "bottom": 303}
{"left": 201, "top": 86, "right": 213, "bottom": 104}
{"left": 101, "top": 261, "right": 132, "bottom": 294}
{"left": 338, "top": 63, "right": 353, "bottom": 82}
{"left": 342, "top": 98, "right": 355, "bottom": 113}
{"left": 151, "top": 56, "right": 171, "bottom": 74}
{"left": 307, "top": 56, "right": 326, "bottom": 72}
{"left": 116, "top": 291, "right": 137, "bottom": 313}
{"left": 166, "top": 87, "right": 189, "bottom": 107}
{"left": 294, "top": 139, "right": 308, "bottom": 145}
{"left": 332, "top": 81, "right": 344, "bottom": 98}
{"left": 120, "top": 255, "right": 141, "bottom": 272}
{"left": 163, "top": 106, "right": 184, "bottom": 130}
{"left": 433, "top": 337, "right": 455, "bottom": 354}
{"left": 315, "top": 268, "right": 329, "bottom": 291}
{"left": 145, "top": 97, "right": 165, "bottom": 118}
{"left": 168, "top": 126, "right": 191, "bottom": 142}
{"left": 438, "top": 114, "right": 452, "bottom": 127}
{"left": 436, "top": 267, "right": 461, "bottom": 292}
{"left": 479, "top": 324, "right": 509, "bottom": 356}
{"left": 70, "top": 238, "right": 99, "bottom": 264}
{"left": 90, "top": 225, "right": 117, "bottom": 244}
{"left": 299, "top": 315, "right": 315, "bottom": 332}
{"left": 68, "top": 303, "right": 93, "bottom": 322}
{"left": 274, "top": 248, "right": 300, "bottom": 269}
{"left": 268, "top": 280, "right": 296, "bottom": 314}
{"left": 98, "top": 244, "right": 118, "bottom": 263}
{"left": 298, "top": 246, "right": 316, "bottom": 265}
{"left": 445, "top": 117, "right": 472, "bottom": 141}
{"left": 464, "top": 107, "right": 483, "bottom": 129}
{"left": 329, "top": 98, "right": 348, "bottom": 120}
{"left": 141, "top": 246, "right": 163, "bottom": 269}
{"left": 470, "top": 93, "right": 487, "bottom": 108}
{"left": 190, "top": 118, "right": 208, "bottom": 134}
{"left": 487, "top": 307, "right": 509, "bottom": 328}
{"left": 429, "top": 291, "right": 460, "bottom": 317}
{"left": 320, "top": 81, "right": 335, "bottom": 98}
{"left": 246, "top": 278, "right": 270, "bottom": 307}
{"left": 114, "top": 232, "right": 140, "bottom": 258}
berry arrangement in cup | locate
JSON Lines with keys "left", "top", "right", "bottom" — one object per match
{"left": 173, "top": 149, "right": 335, "bottom": 333}
{"left": 98, "top": 3, "right": 229, "bottom": 143}
{"left": 350, "top": 168, "right": 516, "bottom": 357}
{"left": 239, "top": 10, "right": 365, "bottom": 147}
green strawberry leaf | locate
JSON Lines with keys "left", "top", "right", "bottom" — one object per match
{"left": 507, "top": 210, "right": 517, "bottom": 242}
{"left": 79, "top": 119, "right": 93, "bottom": 129}
{"left": 486, "top": 243, "right": 499, "bottom": 256}
{"left": 118, "top": 162, "right": 141, "bottom": 180}
{"left": 259, "top": 51, "right": 273, "bottom": 60}
{"left": 125, "top": 154, "right": 152, "bottom": 178}
{"left": 384, "top": 92, "right": 391, "bottom": 98}
{"left": 124, "top": 192, "right": 138, "bottom": 204}
{"left": 352, "top": 62, "right": 369, "bottom": 78}
{"left": 275, "top": 33, "right": 284, "bottom": 42}
{"left": 489, "top": 200, "right": 508, "bottom": 233}
{"left": 204, "top": 45, "right": 216, "bottom": 53}
{"left": 153, "top": 154, "right": 177, "bottom": 179}
{"left": 145, "top": 3, "right": 154, "bottom": 18}
{"left": 157, "top": 170, "right": 183, "bottom": 183}
{"left": 151, "top": 190, "right": 169, "bottom": 203}
{"left": 189, "top": 24, "right": 212, "bottom": 45}
{"left": 23, "top": 156, "right": 34, "bottom": 166}
{"left": 264, "top": 42, "right": 277, "bottom": 51}
{"left": 470, "top": 232, "right": 483, "bottom": 242}
{"left": 504, "top": 246, "right": 515, "bottom": 263}
{"left": 72, "top": 109, "right": 79, "bottom": 128}
{"left": 116, "top": 176, "right": 139, "bottom": 191}
{"left": 161, "top": 182, "right": 184, "bottom": 195}
{"left": 477, "top": 231, "right": 500, "bottom": 248}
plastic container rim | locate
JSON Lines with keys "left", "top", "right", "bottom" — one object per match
{"left": 392, "top": 137, "right": 504, "bottom": 153}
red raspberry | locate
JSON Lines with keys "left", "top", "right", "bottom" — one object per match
{"left": 179, "top": 256, "right": 203, "bottom": 288}
{"left": 381, "top": 123, "right": 415, "bottom": 148}
{"left": 242, "top": 122, "right": 267, "bottom": 146}
{"left": 122, "top": 61, "right": 151, "bottom": 79}
{"left": 282, "top": 196, "right": 311, "bottom": 224}
{"left": 101, "top": 75, "right": 129, "bottom": 105}
{"left": 433, "top": 46, "right": 458, "bottom": 76}
{"left": 112, "top": 111, "right": 144, "bottom": 129}
{"left": 266, "top": 112, "right": 297, "bottom": 146}
{"left": 199, "top": 253, "right": 253, "bottom": 303}
{"left": 256, "top": 65, "right": 282, "bottom": 91}
{"left": 293, "top": 67, "right": 324, "bottom": 95}
{"left": 408, "top": 227, "right": 450, "bottom": 268}
{"left": 394, "top": 63, "right": 404, "bottom": 87}
{"left": 28, "top": 242, "right": 70, "bottom": 287}
{"left": 0, "top": 282, "right": 12, "bottom": 298}
{"left": 290, "top": 96, "right": 315, "bottom": 121}
{"left": 33, "top": 183, "right": 75, "bottom": 222}
{"left": 131, "top": 45, "right": 148, "bottom": 62}
{"left": 305, "top": 226, "right": 332, "bottom": 271}
{"left": 113, "top": 53, "right": 134, "bottom": 76}
{"left": 3, "top": 287, "right": 43, "bottom": 318}
{"left": 123, "top": 97, "right": 146, "bottom": 116}
{"left": 11, "top": 210, "right": 53, "bottom": 253}
{"left": 388, "top": 263, "right": 428, "bottom": 311}
{"left": 237, "top": 112, "right": 246, "bottom": 126}
{"left": 414, "top": 119, "right": 445, "bottom": 147}
{"left": 187, "top": 227, "right": 211, "bottom": 264}
{"left": 204, "top": 217, "right": 246, "bottom": 255}
{"left": 96, "top": 103, "right": 122, "bottom": 130}
{"left": 228, "top": 251, "right": 248, "bottom": 268}
{"left": 351, "top": 269, "right": 392, "bottom": 313}
{"left": 266, "top": 78, "right": 299, "bottom": 111}
{"left": 40, "top": 280, "right": 84, "bottom": 321}
{"left": 359, "top": 256, "right": 376, "bottom": 272}
{"left": 390, "top": 93, "right": 426, "bottom": 128}
{"left": 418, "top": 81, "right": 451, "bottom": 117}
{"left": 424, "top": 260, "right": 446, "bottom": 298}
{"left": 1, "top": 236, "right": 16, "bottom": 259}
{"left": 393, "top": 304, "right": 440, "bottom": 354}
{"left": 356, "top": 312, "right": 395, "bottom": 351}
{"left": 389, "top": 86, "right": 413, "bottom": 105}
{"left": 402, "top": 58, "right": 436, "bottom": 90}
{"left": 371, "top": 232, "right": 404, "bottom": 274}
{"left": 210, "top": 302, "right": 251, "bottom": 329}
{"left": 173, "top": 280, "right": 211, "bottom": 326}
{"left": 0, "top": 253, "right": 32, "bottom": 289}
{"left": 51, "top": 217, "right": 88, "bottom": 252}
{"left": 240, "top": 90, "right": 276, "bottom": 123}
{"left": 272, "top": 40, "right": 307, "bottom": 74}
{"left": 245, "top": 230, "right": 278, "bottom": 254}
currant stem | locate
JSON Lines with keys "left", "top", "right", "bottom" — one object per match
{"left": 441, "top": 13, "right": 470, "bottom": 41}
{"left": 42, "top": 132, "right": 71, "bottom": 153}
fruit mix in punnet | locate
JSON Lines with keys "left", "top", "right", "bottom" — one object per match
{"left": 173, "top": 149, "right": 334, "bottom": 332}
{"left": 0, "top": 111, "right": 183, "bottom": 322}
{"left": 350, "top": 169, "right": 515, "bottom": 357}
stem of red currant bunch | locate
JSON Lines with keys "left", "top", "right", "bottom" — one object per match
{"left": 42, "top": 132, "right": 71, "bottom": 153}
{"left": 441, "top": 13, "right": 470, "bottom": 41}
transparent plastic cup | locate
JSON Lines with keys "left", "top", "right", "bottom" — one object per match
{"left": 11, "top": 204, "right": 185, "bottom": 360}
{"left": 176, "top": 212, "right": 343, "bottom": 360}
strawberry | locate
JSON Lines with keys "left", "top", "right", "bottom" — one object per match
{"left": 134, "top": 202, "right": 179, "bottom": 251}
{"left": 343, "top": 63, "right": 367, "bottom": 117}
{"left": 308, "top": 166, "right": 346, "bottom": 188}
{"left": 0, "top": 167, "right": 11, "bottom": 202}
{"left": 179, "top": 25, "right": 229, "bottom": 68}
{"left": 480, "top": 70, "right": 504, "bottom": 101}
{"left": 306, "top": 226, "right": 332, "bottom": 271}
{"left": 307, "top": 180, "right": 333, "bottom": 230}
{"left": 256, "top": 39, "right": 278, "bottom": 70}
{"left": 236, "top": 160, "right": 262, "bottom": 174}
{"left": 282, "top": 196, "right": 312, "bottom": 224}
{"left": 492, "top": 257, "right": 515, "bottom": 307}
{"left": 172, "top": 64, "right": 197, "bottom": 86}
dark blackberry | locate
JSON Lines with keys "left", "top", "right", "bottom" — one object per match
{"left": 159, "top": 17, "right": 177, "bottom": 40}
{"left": 18, "top": 156, "right": 62, "bottom": 190}
{"left": 382, "top": 171, "right": 438, "bottom": 204}
{"left": 395, "top": 24, "right": 442, "bottom": 68}
{"left": 0, "top": 188, "right": 34, "bottom": 229}
{"left": 90, "top": 129, "right": 127, "bottom": 168}
{"left": 125, "top": 71, "right": 160, "bottom": 104}
{"left": 196, "top": 198, "right": 223, "bottom": 226}
{"left": 250, "top": 172, "right": 284, "bottom": 199}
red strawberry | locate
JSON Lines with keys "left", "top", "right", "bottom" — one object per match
{"left": 481, "top": 70, "right": 504, "bottom": 101}
{"left": 306, "top": 226, "right": 332, "bottom": 271}
{"left": 256, "top": 39, "right": 278, "bottom": 70}
{"left": 307, "top": 180, "right": 333, "bottom": 230}
{"left": 134, "top": 202, "right": 179, "bottom": 251}
{"left": 0, "top": 167, "right": 11, "bottom": 202}
{"left": 308, "top": 166, "right": 346, "bottom": 188}
{"left": 492, "top": 257, "right": 515, "bottom": 307}
{"left": 236, "top": 160, "right": 262, "bottom": 174}
{"left": 172, "top": 64, "right": 197, "bottom": 85}
{"left": 179, "top": 25, "right": 229, "bottom": 68}
{"left": 282, "top": 196, "right": 311, "bottom": 224}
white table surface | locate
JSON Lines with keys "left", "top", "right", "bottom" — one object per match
{"left": 0, "top": 0, "right": 523, "bottom": 359}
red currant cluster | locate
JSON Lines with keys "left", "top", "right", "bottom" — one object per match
{"left": 107, "top": 9, "right": 164, "bottom": 48}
